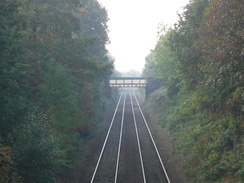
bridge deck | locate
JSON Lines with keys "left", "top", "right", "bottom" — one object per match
{"left": 109, "top": 77, "right": 147, "bottom": 87}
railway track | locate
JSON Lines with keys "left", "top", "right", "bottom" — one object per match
{"left": 90, "top": 89, "right": 171, "bottom": 183}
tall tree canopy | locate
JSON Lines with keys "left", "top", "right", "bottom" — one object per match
{"left": 168, "top": 0, "right": 210, "bottom": 90}
{"left": 0, "top": 0, "right": 113, "bottom": 182}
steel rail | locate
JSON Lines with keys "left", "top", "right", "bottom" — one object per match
{"left": 129, "top": 90, "right": 147, "bottom": 183}
{"left": 114, "top": 89, "right": 127, "bottom": 183}
{"left": 90, "top": 90, "right": 125, "bottom": 183}
{"left": 132, "top": 90, "right": 171, "bottom": 183}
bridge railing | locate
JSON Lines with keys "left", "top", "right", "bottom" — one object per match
{"left": 109, "top": 77, "right": 147, "bottom": 88}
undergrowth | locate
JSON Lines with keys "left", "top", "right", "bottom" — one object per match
{"left": 146, "top": 87, "right": 244, "bottom": 183}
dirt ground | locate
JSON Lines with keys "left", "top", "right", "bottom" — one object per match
{"left": 57, "top": 92, "right": 188, "bottom": 183}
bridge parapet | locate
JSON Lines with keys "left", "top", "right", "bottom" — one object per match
{"left": 109, "top": 77, "right": 147, "bottom": 88}
{"left": 107, "top": 77, "right": 162, "bottom": 99}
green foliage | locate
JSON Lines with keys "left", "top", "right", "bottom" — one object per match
{"left": 0, "top": 0, "right": 28, "bottom": 135}
{"left": 142, "top": 55, "right": 157, "bottom": 78}
{"left": 9, "top": 108, "right": 62, "bottom": 183}
{"left": 197, "top": 0, "right": 244, "bottom": 116}
{"left": 144, "top": 0, "right": 244, "bottom": 182}
{"left": 39, "top": 61, "right": 81, "bottom": 132}
{"left": 151, "top": 30, "right": 176, "bottom": 81}
{"left": 168, "top": 0, "right": 210, "bottom": 90}
{"left": 143, "top": 30, "right": 180, "bottom": 98}
{"left": 0, "top": 0, "right": 113, "bottom": 182}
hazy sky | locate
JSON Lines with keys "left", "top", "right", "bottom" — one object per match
{"left": 98, "top": 0, "right": 190, "bottom": 72}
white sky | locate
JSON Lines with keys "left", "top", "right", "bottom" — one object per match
{"left": 98, "top": 0, "right": 190, "bottom": 73}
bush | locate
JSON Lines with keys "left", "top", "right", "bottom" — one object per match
{"left": 0, "top": 141, "right": 19, "bottom": 183}
{"left": 9, "top": 108, "right": 62, "bottom": 183}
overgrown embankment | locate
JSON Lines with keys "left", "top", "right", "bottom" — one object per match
{"left": 143, "top": 0, "right": 244, "bottom": 182}
{"left": 146, "top": 86, "right": 243, "bottom": 183}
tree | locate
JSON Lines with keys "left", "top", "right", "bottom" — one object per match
{"left": 1, "top": 0, "right": 113, "bottom": 182}
{"left": 151, "top": 30, "right": 176, "bottom": 81}
{"left": 0, "top": 0, "right": 28, "bottom": 136}
{"left": 168, "top": 0, "right": 210, "bottom": 90}
{"left": 142, "top": 54, "right": 157, "bottom": 78}
{"left": 197, "top": 0, "right": 244, "bottom": 114}
{"left": 10, "top": 108, "right": 62, "bottom": 183}
{"left": 148, "top": 0, "right": 244, "bottom": 181}
{"left": 143, "top": 30, "right": 179, "bottom": 98}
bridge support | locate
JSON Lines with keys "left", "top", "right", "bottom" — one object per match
{"left": 145, "top": 78, "right": 162, "bottom": 99}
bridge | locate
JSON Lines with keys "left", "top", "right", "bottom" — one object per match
{"left": 109, "top": 77, "right": 147, "bottom": 88}
{"left": 107, "top": 77, "right": 162, "bottom": 99}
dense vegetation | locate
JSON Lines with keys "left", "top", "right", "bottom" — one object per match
{"left": 0, "top": 0, "right": 113, "bottom": 182}
{"left": 143, "top": 0, "right": 244, "bottom": 182}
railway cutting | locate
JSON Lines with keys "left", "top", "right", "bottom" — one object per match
{"left": 90, "top": 89, "right": 171, "bottom": 183}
